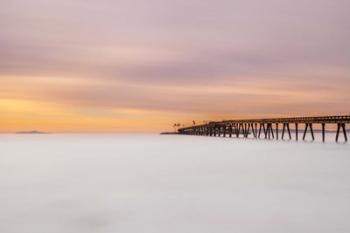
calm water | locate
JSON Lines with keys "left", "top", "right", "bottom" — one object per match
{"left": 1, "top": 134, "right": 350, "bottom": 233}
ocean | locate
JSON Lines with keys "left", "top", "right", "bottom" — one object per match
{"left": 1, "top": 134, "right": 350, "bottom": 233}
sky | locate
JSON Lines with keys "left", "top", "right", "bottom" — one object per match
{"left": 0, "top": 0, "right": 350, "bottom": 132}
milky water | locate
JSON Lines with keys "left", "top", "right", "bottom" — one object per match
{"left": 1, "top": 134, "right": 349, "bottom": 233}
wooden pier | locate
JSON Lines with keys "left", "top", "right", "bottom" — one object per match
{"left": 177, "top": 116, "right": 350, "bottom": 143}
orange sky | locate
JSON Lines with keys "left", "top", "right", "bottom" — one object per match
{"left": 1, "top": 0, "right": 350, "bottom": 132}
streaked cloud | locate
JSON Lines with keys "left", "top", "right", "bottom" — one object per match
{"left": 0, "top": 0, "right": 349, "bottom": 132}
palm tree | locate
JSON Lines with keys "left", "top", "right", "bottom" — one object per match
{"left": 173, "top": 123, "right": 182, "bottom": 132}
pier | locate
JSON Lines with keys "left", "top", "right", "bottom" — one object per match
{"left": 177, "top": 115, "right": 350, "bottom": 143}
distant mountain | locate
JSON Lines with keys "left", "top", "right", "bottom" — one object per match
{"left": 16, "top": 130, "right": 49, "bottom": 134}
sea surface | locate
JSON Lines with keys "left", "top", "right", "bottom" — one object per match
{"left": 1, "top": 134, "right": 350, "bottom": 233}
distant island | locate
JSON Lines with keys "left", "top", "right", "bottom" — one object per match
{"left": 16, "top": 130, "right": 49, "bottom": 134}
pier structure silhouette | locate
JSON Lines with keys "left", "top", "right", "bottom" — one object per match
{"left": 177, "top": 116, "right": 349, "bottom": 143}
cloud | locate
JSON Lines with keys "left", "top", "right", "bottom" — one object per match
{"left": 1, "top": 0, "right": 349, "bottom": 83}
{"left": 0, "top": 0, "right": 350, "bottom": 131}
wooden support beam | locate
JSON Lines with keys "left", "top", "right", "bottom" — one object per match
{"left": 258, "top": 123, "right": 263, "bottom": 138}
{"left": 343, "top": 124, "right": 348, "bottom": 142}
{"left": 322, "top": 123, "right": 325, "bottom": 142}
{"left": 239, "top": 123, "right": 243, "bottom": 138}
{"left": 336, "top": 123, "right": 348, "bottom": 143}
{"left": 247, "top": 124, "right": 250, "bottom": 134}
{"left": 276, "top": 123, "right": 279, "bottom": 140}
{"left": 270, "top": 123, "right": 275, "bottom": 139}
{"left": 251, "top": 123, "right": 257, "bottom": 138}
{"left": 303, "top": 123, "right": 308, "bottom": 140}
{"left": 236, "top": 124, "right": 241, "bottom": 138}
{"left": 262, "top": 123, "right": 267, "bottom": 139}
{"left": 287, "top": 123, "right": 291, "bottom": 140}
{"left": 336, "top": 123, "right": 340, "bottom": 142}
{"left": 241, "top": 123, "right": 245, "bottom": 138}
{"left": 295, "top": 123, "right": 298, "bottom": 141}
{"left": 266, "top": 123, "right": 274, "bottom": 139}
{"left": 310, "top": 123, "right": 315, "bottom": 141}
{"left": 282, "top": 123, "right": 291, "bottom": 140}
{"left": 246, "top": 123, "right": 251, "bottom": 138}
{"left": 303, "top": 123, "right": 314, "bottom": 141}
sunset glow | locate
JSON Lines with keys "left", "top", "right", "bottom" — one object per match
{"left": 1, "top": 0, "right": 349, "bottom": 132}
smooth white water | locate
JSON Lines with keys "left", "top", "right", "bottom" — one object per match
{"left": 1, "top": 134, "right": 350, "bottom": 233}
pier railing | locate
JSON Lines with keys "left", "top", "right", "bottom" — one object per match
{"left": 177, "top": 115, "right": 350, "bottom": 143}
